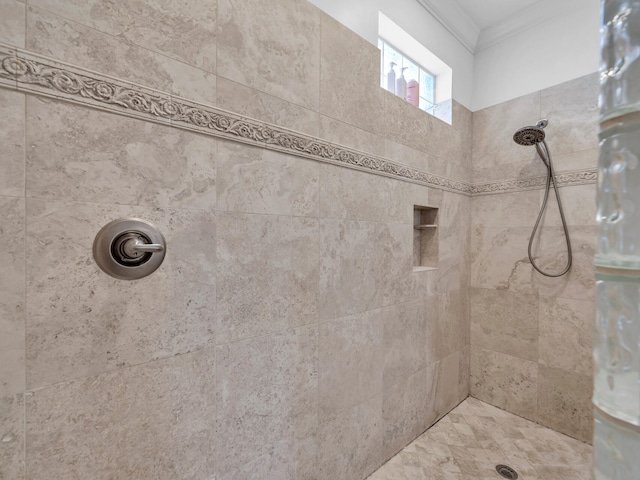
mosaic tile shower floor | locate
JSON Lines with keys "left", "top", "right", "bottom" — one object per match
{"left": 369, "top": 397, "right": 592, "bottom": 480}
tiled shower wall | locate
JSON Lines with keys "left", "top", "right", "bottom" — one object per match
{"left": 0, "top": 0, "right": 472, "bottom": 479}
{"left": 470, "top": 73, "right": 599, "bottom": 443}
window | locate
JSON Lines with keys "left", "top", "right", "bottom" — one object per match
{"left": 378, "top": 12, "right": 452, "bottom": 124}
{"left": 378, "top": 38, "right": 436, "bottom": 115}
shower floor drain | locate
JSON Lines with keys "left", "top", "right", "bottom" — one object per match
{"left": 495, "top": 464, "right": 519, "bottom": 479}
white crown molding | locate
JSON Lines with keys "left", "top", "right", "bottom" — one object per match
{"left": 415, "top": 0, "right": 480, "bottom": 53}
{"left": 476, "top": 0, "right": 588, "bottom": 52}
{"left": 417, "top": 0, "right": 588, "bottom": 54}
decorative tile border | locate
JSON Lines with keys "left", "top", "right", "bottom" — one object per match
{"left": 471, "top": 168, "right": 598, "bottom": 195}
{"left": 0, "top": 44, "right": 598, "bottom": 197}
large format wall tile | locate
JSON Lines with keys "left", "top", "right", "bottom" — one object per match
{"left": 317, "top": 395, "right": 383, "bottom": 480}
{"left": 471, "top": 226, "right": 538, "bottom": 294}
{"left": 539, "top": 184, "right": 597, "bottom": 227}
{"left": 381, "top": 90, "right": 433, "bottom": 155}
{"left": 318, "top": 163, "right": 411, "bottom": 224}
{"left": 318, "top": 219, "right": 380, "bottom": 320}
{"left": 436, "top": 290, "right": 470, "bottom": 361}
{"left": 28, "top": 0, "right": 217, "bottom": 72}
{"left": 0, "top": 197, "right": 25, "bottom": 397}
{"left": 537, "top": 226, "right": 597, "bottom": 301}
{"left": 541, "top": 73, "right": 599, "bottom": 157}
{"left": 537, "top": 366, "right": 593, "bottom": 443}
{"left": 470, "top": 288, "right": 538, "bottom": 362}
{"left": 471, "top": 190, "right": 540, "bottom": 229}
{"left": 0, "top": 394, "right": 24, "bottom": 480}
{"left": 539, "top": 297, "right": 594, "bottom": 377}
{"left": 382, "top": 367, "right": 432, "bottom": 460}
{"left": 472, "top": 91, "right": 541, "bottom": 171}
{"left": 26, "top": 199, "right": 216, "bottom": 389}
{"left": 216, "top": 212, "right": 319, "bottom": 344}
{"left": 26, "top": 349, "right": 216, "bottom": 480}
{"left": 376, "top": 222, "right": 414, "bottom": 307}
{"left": 319, "top": 12, "right": 384, "bottom": 134}
{"left": 26, "top": 97, "right": 217, "bottom": 209}
{"left": 470, "top": 349, "right": 538, "bottom": 420}
{"left": 217, "top": 140, "right": 319, "bottom": 217}
{"left": 0, "top": 0, "right": 25, "bottom": 47}
{"left": 214, "top": 325, "right": 317, "bottom": 478}
{"left": 319, "top": 310, "right": 383, "bottom": 421}
{"left": 216, "top": 77, "right": 320, "bottom": 137}
{"left": 217, "top": 0, "right": 320, "bottom": 110}
{"left": 26, "top": 6, "right": 217, "bottom": 103}
{"left": 319, "top": 115, "right": 386, "bottom": 158}
{"left": 382, "top": 300, "right": 428, "bottom": 390}
{"left": 0, "top": 89, "right": 25, "bottom": 197}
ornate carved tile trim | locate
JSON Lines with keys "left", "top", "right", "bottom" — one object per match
{"left": 0, "top": 44, "right": 597, "bottom": 197}
{"left": 471, "top": 168, "right": 598, "bottom": 195}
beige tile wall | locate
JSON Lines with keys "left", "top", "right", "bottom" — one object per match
{"left": 470, "top": 72, "right": 599, "bottom": 444}
{"left": 0, "top": 1, "right": 471, "bottom": 479}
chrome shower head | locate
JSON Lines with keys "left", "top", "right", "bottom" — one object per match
{"left": 513, "top": 119, "right": 549, "bottom": 146}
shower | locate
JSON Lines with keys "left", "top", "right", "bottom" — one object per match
{"left": 513, "top": 119, "right": 572, "bottom": 277}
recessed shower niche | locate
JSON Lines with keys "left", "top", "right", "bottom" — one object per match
{"left": 413, "top": 205, "right": 438, "bottom": 270}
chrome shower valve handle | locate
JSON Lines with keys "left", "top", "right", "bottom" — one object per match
{"left": 93, "top": 218, "right": 167, "bottom": 280}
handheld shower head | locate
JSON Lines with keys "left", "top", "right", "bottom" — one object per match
{"left": 513, "top": 119, "right": 548, "bottom": 146}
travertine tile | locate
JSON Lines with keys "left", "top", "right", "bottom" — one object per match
{"left": 540, "top": 183, "right": 597, "bottom": 227}
{"left": 381, "top": 89, "right": 433, "bottom": 155}
{"left": 318, "top": 395, "right": 383, "bottom": 480}
{"left": 215, "top": 325, "right": 317, "bottom": 478}
{"left": 26, "top": 96, "right": 217, "bottom": 209}
{"left": 28, "top": 0, "right": 217, "bottom": 72}
{"left": 471, "top": 226, "right": 538, "bottom": 294}
{"left": 319, "top": 309, "right": 383, "bottom": 421}
{"left": 27, "top": 6, "right": 217, "bottom": 103}
{"left": 436, "top": 290, "right": 469, "bottom": 360}
{"left": 470, "top": 349, "right": 538, "bottom": 420}
{"left": 382, "top": 368, "right": 432, "bottom": 460}
{"left": 217, "top": 0, "right": 320, "bottom": 110}
{"left": 539, "top": 297, "right": 594, "bottom": 376}
{"left": 376, "top": 222, "right": 413, "bottom": 306}
{"left": 435, "top": 350, "right": 469, "bottom": 417}
{"left": 472, "top": 91, "right": 541, "bottom": 171}
{"left": 429, "top": 101, "right": 473, "bottom": 169}
{"left": 216, "top": 77, "right": 320, "bottom": 136}
{"left": 26, "top": 199, "right": 216, "bottom": 388}
{"left": 470, "top": 288, "right": 538, "bottom": 361}
{"left": 318, "top": 219, "right": 380, "bottom": 320}
{"left": 0, "top": 197, "right": 25, "bottom": 396}
{"left": 320, "top": 115, "right": 386, "bottom": 158}
{"left": 0, "top": 0, "right": 25, "bottom": 47}
{"left": 216, "top": 212, "right": 319, "bottom": 344}
{"left": 541, "top": 72, "right": 599, "bottom": 156}
{"left": 26, "top": 349, "right": 216, "bottom": 480}
{"left": 537, "top": 225, "right": 597, "bottom": 301}
{"left": 0, "top": 394, "right": 24, "bottom": 480}
{"left": 382, "top": 300, "right": 428, "bottom": 389}
{"left": 370, "top": 397, "right": 592, "bottom": 480}
{"left": 0, "top": 89, "right": 25, "bottom": 197}
{"left": 217, "top": 140, "right": 319, "bottom": 217}
{"left": 537, "top": 366, "right": 593, "bottom": 443}
{"left": 438, "top": 225, "right": 471, "bottom": 294}
{"left": 471, "top": 190, "right": 540, "bottom": 229}
{"left": 319, "top": 13, "right": 384, "bottom": 134}
{"left": 384, "top": 139, "right": 431, "bottom": 172}
{"left": 318, "top": 163, "right": 411, "bottom": 224}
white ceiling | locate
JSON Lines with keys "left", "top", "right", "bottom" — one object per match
{"left": 416, "top": 0, "right": 584, "bottom": 53}
{"left": 454, "top": 0, "right": 543, "bottom": 31}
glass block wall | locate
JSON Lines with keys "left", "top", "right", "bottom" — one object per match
{"left": 594, "top": 1, "right": 640, "bottom": 477}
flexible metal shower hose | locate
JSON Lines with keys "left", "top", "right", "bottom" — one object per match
{"left": 527, "top": 139, "right": 573, "bottom": 277}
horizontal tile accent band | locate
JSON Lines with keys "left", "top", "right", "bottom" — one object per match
{"left": 0, "top": 43, "right": 596, "bottom": 196}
